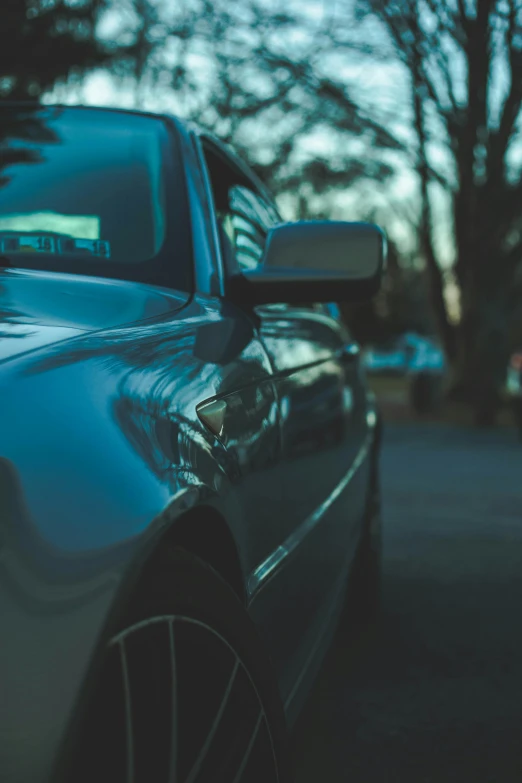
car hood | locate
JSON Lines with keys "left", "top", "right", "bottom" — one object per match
{"left": 0, "top": 268, "right": 190, "bottom": 365}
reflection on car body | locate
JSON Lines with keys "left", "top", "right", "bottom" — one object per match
{"left": 0, "top": 104, "right": 385, "bottom": 783}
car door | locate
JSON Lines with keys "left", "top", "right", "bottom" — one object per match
{"left": 198, "top": 137, "right": 371, "bottom": 702}
{"left": 171, "top": 125, "right": 286, "bottom": 581}
{"left": 257, "top": 303, "right": 370, "bottom": 668}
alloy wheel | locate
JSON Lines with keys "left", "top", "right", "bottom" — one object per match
{"left": 77, "top": 615, "right": 280, "bottom": 783}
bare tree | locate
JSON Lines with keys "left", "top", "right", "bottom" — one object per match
{"left": 0, "top": 0, "right": 138, "bottom": 100}
{"left": 355, "top": 0, "right": 522, "bottom": 422}
{"left": 114, "top": 0, "right": 402, "bottom": 214}
{"left": 2, "top": 0, "right": 407, "bottom": 227}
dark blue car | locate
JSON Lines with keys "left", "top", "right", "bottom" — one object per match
{"left": 0, "top": 104, "right": 384, "bottom": 783}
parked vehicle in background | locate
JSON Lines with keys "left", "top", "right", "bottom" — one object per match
{"left": 0, "top": 103, "right": 385, "bottom": 783}
{"left": 506, "top": 350, "right": 522, "bottom": 438}
{"left": 364, "top": 332, "right": 445, "bottom": 414}
{"left": 364, "top": 332, "right": 445, "bottom": 376}
{"left": 363, "top": 338, "right": 408, "bottom": 375}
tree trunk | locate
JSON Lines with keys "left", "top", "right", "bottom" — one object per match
{"left": 410, "top": 58, "right": 456, "bottom": 361}
{"left": 449, "top": 276, "right": 511, "bottom": 425}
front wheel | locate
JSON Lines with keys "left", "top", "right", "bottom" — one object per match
{"left": 66, "top": 549, "right": 291, "bottom": 783}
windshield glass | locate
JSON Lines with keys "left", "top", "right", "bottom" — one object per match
{"left": 0, "top": 105, "right": 189, "bottom": 288}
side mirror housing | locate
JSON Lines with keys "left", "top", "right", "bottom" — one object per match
{"left": 227, "top": 220, "right": 386, "bottom": 305}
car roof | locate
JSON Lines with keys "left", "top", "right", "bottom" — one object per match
{"left": 1, "top": 102, "right": 275, "bottom": 203}
{"left": 0, "top": 100, "right": 174, "bottom": 122}
{"left": 1, "top": 101, "right": 218, "bottom": 144}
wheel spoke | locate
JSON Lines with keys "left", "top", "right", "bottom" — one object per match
{"left": 119, "top": 639, "right": 135, "bottom": 783}
{"left": 98, "top": 617, "right": 277, "bottom": 783}
{"left": 184, "top": 659, "right": 240, "bottom": 783}
{"left": 231, "top": 712, "right": 263, "bottom": 783}
{"left": 168, "top": 619, "right": 177, "bottom": 783}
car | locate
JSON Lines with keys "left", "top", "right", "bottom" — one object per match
{"left": 364, "top": 333, "right": 445, "bottom": 414}
{"left": 363, "top": 338, "right": 408, "bottom": 375}
{"left": 0, "top": 103, "right": 385, "bottom": 783}
{"left": 506, "top": 350, "right": 522, "bottom": 437}
{"left": 364, "top": 332, "right": 445, "bottom": 376}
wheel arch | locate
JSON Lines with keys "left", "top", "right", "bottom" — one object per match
{"left": 127, "top": 503, "right": 247, "bottom": 610}
{"left": 52, "top": 503, "right": 247, "bottom": 781}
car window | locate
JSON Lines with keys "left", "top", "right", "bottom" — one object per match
{"left": 223, "top": 185, "right": 278, "bottom": 271}
{"left": 201, "top": 142, "right": 279, "bottom": 274}
{"left": 0, "top": 105, "right": 191, "bottom": 290}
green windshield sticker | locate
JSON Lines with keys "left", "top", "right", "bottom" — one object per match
{"left": 0, "top": 234, "right": 111, "bottom": 259}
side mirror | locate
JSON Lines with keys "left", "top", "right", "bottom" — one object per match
{"left": 227, "top": 220, "right": 386, "bottom": 305}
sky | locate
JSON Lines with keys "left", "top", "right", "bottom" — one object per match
{"left": 45, "top": 0, "right": 460, "bottom": 270}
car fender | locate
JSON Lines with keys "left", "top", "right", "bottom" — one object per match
{"left": 0, "top": 349, "right": 249, "bottom": 783}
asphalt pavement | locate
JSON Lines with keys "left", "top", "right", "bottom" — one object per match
{"left": 292, "top": 422, "right": 522, "bottom": 783}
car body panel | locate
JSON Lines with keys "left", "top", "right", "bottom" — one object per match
{"left": 0, "top": 275, "right": 289, "bottom": 781}
{"left": 247, "top": 305, "right": 374, "bottom": 704}
{"left": 0, "top": 267, "right": 190, "bottom": 363}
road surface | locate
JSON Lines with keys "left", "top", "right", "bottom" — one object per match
{"left": 292, "top": 422, "right": 522, "bottom": 782}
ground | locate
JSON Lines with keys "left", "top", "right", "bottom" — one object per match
{"left": 292, "top": 422, "right": 522, "bottom": 782}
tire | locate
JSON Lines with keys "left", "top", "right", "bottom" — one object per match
{"left": 338, "top": 464, "right": 382, "bottom": 635}
{"left": 66, "top": 548, "right": 292, "bottom": 783}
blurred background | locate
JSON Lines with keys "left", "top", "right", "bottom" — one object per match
{"left": 3, "top": 1, "right": 522, "bottom": 781}
{"left": 4, "top": 0, "right": 522, "bottom": 429}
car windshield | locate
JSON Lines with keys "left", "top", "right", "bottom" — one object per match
{"left": 0, "top": 105, "right": 189, "bottom": 288}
